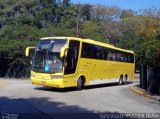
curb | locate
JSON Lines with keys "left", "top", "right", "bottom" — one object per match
{"left": 129, "top": 86, "right": 160, "bottom": 101}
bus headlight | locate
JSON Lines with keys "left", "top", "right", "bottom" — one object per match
{"left": 51, "top": 75, "right": 63, "bottom": 79}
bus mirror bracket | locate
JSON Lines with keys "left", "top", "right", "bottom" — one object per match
{"left": 25, "top": 47, "right": 35, "bottom": 57}
{"left": 60, "top": 46, "right": 68, "bottom": 58}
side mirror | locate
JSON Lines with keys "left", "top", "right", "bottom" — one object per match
{"left": 25, "top": 47, "right": 35, "bottom": 57}
{"left": 60, "top": 46, "right": 68, "bottom": 58}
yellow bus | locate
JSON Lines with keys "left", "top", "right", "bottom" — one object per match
{"left": 26, "top": 37, "right": 135, "bottom": 90}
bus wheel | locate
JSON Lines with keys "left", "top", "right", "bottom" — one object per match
{"left": 77, "top": 77, "right": 84, "bottom": 90}
{"left": 119, "top": 75, "right": 123, "bottom": 85}
{"left": 123, "top": 75, "right": 128, "bottom": 85}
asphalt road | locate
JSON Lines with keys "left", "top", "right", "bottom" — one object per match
{"left": 0, "top": 79, "right": 160, "bottom": 119}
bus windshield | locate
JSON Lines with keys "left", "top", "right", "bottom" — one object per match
{"left": 32, "top": 39, "right": 68, "bottom": 73}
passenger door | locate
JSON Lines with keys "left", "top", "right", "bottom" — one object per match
{"left": 64, "top": 40, "right": 80, "bottom": 75}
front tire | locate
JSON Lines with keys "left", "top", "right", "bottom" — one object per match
{"left": 77, "top": 77, "right": 83, "bottom": 90}
{"left": 119, "top": 75, "right": 123, "bottom": 85}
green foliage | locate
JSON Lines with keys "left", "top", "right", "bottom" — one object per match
{"left": 0, "top": 0, "right": 160, "bottom": 77}
{"left": 145, "top": 29, "right": 160, "bottom": 67}
{"left": 120, "top": 10, "right": 134, "bottom": 19}
{"left": 81, "top": 21, "right": 103, "bottom": 40}
{"left": 0, "top": 39, "right": 37, "bottom": 77}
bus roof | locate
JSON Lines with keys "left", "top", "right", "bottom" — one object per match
{"left": 40, "top": 37, "right": 134, "bottom": 54}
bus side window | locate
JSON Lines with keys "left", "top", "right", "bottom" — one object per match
{"left": 108, "top": 50, "right": 112, "bottom": 60}
{"left": 124, "top": 53, "right": 128, "bottom": 62}
{"left": 82, "top": 50, "right": 87, "bottom": 58}
{"left": 90, "top": 46, "right": 95, "bottom": 59}
{"left": 112, "top": 53, "right": 116, "bottom": 61}
{"left": 129, "top": 53, "right": 134, "bottom": 63}
{"left": 104, "top": 48, "right": 109, "bottom": 60}
{"left": 82, "top": 45, "right": 87, "bottom": 58}
{"left": 120, "top": 52, "right": 124, "bottom": 62}
{"left": 82, "top": 43, "right": 91, "bottom": 58}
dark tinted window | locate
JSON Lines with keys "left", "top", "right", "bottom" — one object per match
{"left": 81, "top": 42, "right": 134, "bottom": 63}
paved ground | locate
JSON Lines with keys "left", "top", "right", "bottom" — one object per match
{"left": 0, "top": 78, "right": 160, "bottom": 119}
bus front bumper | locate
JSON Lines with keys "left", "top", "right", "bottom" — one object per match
{"left": 31, "top": 77, "right": 65, "bottom": 88}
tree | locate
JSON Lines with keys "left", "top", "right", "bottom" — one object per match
{"left": 120, "top": 10, "right": 134, "bottom": 19}
{"left": 136, "top": 16, "right": 160, "bottom": 66}
{"left": 81, "top": 21, "right": 102, "bottom": 40}
{"left": 91, "top": 4, "right": 121, "bottom": 22}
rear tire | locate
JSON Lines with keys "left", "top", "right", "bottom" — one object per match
{"left": 119, "top": 75, "right": 123, "bottom": 85}
{"left": 123, "top": 75, "right": 128, "bottom": 85}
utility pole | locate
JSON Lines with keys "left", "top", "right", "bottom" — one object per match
{"left": 76, "top": 13, "right": 80, "bottom": 37}
{"left": 74, "top": 1, "right": 80, "bottom": 38}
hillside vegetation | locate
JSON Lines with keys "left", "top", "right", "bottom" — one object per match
{"left": 0, "top": 0, "right": 160, "bottom": 78}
